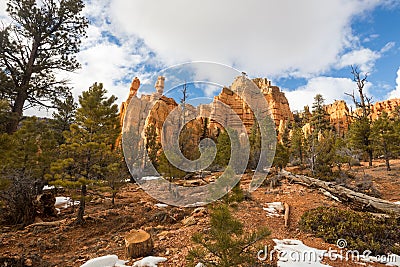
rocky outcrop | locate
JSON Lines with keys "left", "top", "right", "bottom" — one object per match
{"left": 121, "top": 76, "right": 294, "bottom": 145}
{"left": 368, "top": 98, "right": 400, "bottom": 120}
{"left": 303, "top": 98, "right": 400, "bottom": 137}
{"left": 120, "top": 77, "right": 141, "bottom": 127}
{"left": 210, "top": 77, "right": 293, "bottom": 137}
{"left": 324, "top": 100, "right": 351, "bottom": 136}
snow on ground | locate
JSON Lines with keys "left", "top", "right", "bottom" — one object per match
{"left": 43, "top": 185, "right": 55, "bottom": 190}
{"left": 141, "top": 176, "right": 161, "bottom": 181}
{"left": 55, "top": 196, "right": 80, "bottom": 209}
{"left": 263, "top": 202, "right": 285, "bottom": 217}
{"left": 155, "top": 203, "right": 168, "bottom": 208}
{"left": 132, "top": 256, "right": 167, "bottom": 267}
{"left": 272, "top": 239, "right": 330, "bottom": 267}
{"left": 80, "top": 255, "right": 129, "bottom": 267}
{"left": 393, "top": 201, "right": 400, "bottom": 205}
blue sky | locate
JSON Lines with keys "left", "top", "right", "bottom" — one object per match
{"left": 1, "top": 0, "right": 400, "bottom": 115}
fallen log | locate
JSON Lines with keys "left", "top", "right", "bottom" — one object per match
{"left": 25, "top": 219, "right": 67, "bottom": 229}
{"left": 281, "top": 170, "right": 400, "bottom": 214}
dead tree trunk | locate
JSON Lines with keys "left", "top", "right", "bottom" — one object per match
{"left": 280, "top": 170, "right": 400, "bottom": 214}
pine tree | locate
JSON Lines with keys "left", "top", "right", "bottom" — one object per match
{"left": 214, "top": 129, "right": 232, "bottom": 168}
{"left": 248, "top": 121, "right": 261, "bottom": 170}
{"left": 310, "top": 94, "right": 330, "bottom": 133}
{"left": 144, "top": 124, "right": 161, "bottom": 169}
{"left": 187, "top": 204, "right": 270, "bottom": 267}
{"left": 348, "top": 116, "right": 372, "bottom": 166}
{"left": 157, "top": 150, "right": 186, "bottom": 191}
{"left": 0, "top": 0, "right": 88, "bottom": 133}
{"left": 370, "top": 112, "right": 399, "bottom": 171}
{"left": 273, "top": 142, "right": 289, "bottom": 171}
{"left": 307, "top": 94, "right": 330, "bottom": 175}
{"left": 0, "top": 117, "right": 57, "bottom": 225}
{"left": 290, "top": 124, "right": 305, "bottom": 165}
{"left": 51, "top": 94, "right": 77, "bottom": 144}
{"left": 1, "top": 117, "right": 57, "bottom": 181}
{"left": 49, "top": 83, "right": 121, "bottom": 223}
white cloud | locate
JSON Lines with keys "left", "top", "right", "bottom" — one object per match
{"left": 388, "top": 67, "right": 400, "bottom": 99}
{"left": 336, "top": 48, "right": 380, "bottom": 73}
{"left": 0, "top": 1, "right": 6, "bottom": 17}
{"left": 109, "top": 0, "right": 385, "bottom": 78}
{"left": 68, "top": 42, "right": 143, "bottom": 103}
{"left": 284, "top": 77, "right": 371, "bottom": 112}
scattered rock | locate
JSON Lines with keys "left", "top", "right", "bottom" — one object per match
{"left": 181, "top": 216, "right": 196, "bottom": 226}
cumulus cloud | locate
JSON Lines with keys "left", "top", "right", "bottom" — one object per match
{"left": 109, "top": 0, "right": 388, "bottom": 78}
{"left": 284, "top": 77, "right": 371, "bottom": 112}
{"left": 388, "top": 67, "right": 400, "bottom": 99}
{"left": 4, "top": 0, "right": 399, "bottom": 118}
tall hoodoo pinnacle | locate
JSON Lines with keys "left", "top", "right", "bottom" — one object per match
{"left": 155, "top": 76, "right": 165, "bottom": 95}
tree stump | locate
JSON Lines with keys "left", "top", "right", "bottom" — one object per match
{"left": 125, "top": 229, "right": 153, "bottom": 259}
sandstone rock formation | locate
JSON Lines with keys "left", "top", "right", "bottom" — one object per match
{"left": 120, "top": 77, "right": 140, "bottom": 127}
{"left": 121, "top": 76, "right": 293, "bottom": 142}
{"left": 367, "top": 98, "right": 400, "bottom": 120}
{"left": 302, "top": 98, "right": 400, "bottom": 137}
{"left": 210, "top": 76, "right": 293, "bottom": 137}
{"left": 324, "top": 100, "right": 351, "bottom": 136}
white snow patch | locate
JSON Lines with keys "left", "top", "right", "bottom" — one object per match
{"left": 195, "top": 263, "right": 205, "bottom": 267}
{"left": 273, "top": 239, "right": 330, "bottom": 267}
{"left": 393, "top": 201, "right": 400, "bottom": 205}
{"left": 263, "top": 202, "right": 285, "bottom": 217}
{"left": 132, "top": 256, "right": 167, "bottom": 267}
{"left": 55, "top": 196, "right": 80, "bottom": 209}
{"left": 184, "top": 202, "right": 207, "bottom": 207}
{"left": 155, "top": 203, "right": 168, "bottom": 208}
{"left": 43, "top": 185, "right": 55, "bottom": 190}
{"left": 141, "top": 176, "right": 161, "bottom": 181}
{"left": 80, "top": 255, "right": 129, "bottom": 267}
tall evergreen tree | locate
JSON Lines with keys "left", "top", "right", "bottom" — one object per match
{"left": 371, "top": 112, "right": 399, "bottom": 171}
{"left": 348, "top": 116, "right": 373, "bottom": 166}
{"left": 214, "top": 129, "right": 232, "bottom": 168}
{"left": 307, "top": 94, "right": 330, "bottom": 175}
{"left": 290, "top": 124, "right": 305, "bottom": 165}
{"left": 49, "top": 83, "right": 120, "bottom": 223}
{"left": 51, "top": 94, "right": 77, "bottom": 144}
{"left": 144, "top": 124, "right": 161, "bottom": 169}
{"left": 0, "top": 0, "right": 88, "bottom": 133}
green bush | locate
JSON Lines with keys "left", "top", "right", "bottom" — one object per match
{"left": 187, "top": 204, "right": 270, "bottom": 267}
{"left": 299, "top": 207, "right": 400, "bottom": 255}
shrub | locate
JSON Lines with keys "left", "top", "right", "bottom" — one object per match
{"left": 299, "top": 207, "right": 400, "bottom": 255}
{"left": 187, "top": 204, "right": 270, "bottom": 266}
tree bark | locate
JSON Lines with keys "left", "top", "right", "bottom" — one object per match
{"left": 383, "top": 142, "right": 391, "bottom": 171}
{"left": 77, "top": 184, "right": 86, "bottom": 224}
{"left": 368, "top": 148, "right": 373, "bottom": 167}
{"left": 281, "top": 170, "right": 400, "bottom": 214}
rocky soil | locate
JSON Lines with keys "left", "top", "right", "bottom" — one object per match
{"left": 1, "top": 159, "right": 400, "bottom": 267}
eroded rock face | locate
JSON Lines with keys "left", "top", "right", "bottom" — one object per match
{"left": 368, "top": 98, "right": 400, "bottom": 120}
{"left": 211, "top": 77, "right": 293, "bottom": 137}
{"left": 324, "top": 100, "right": 351, "bottom": 136}
{"left": 121, "top": 76, "right": 294, "bottom": 144}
